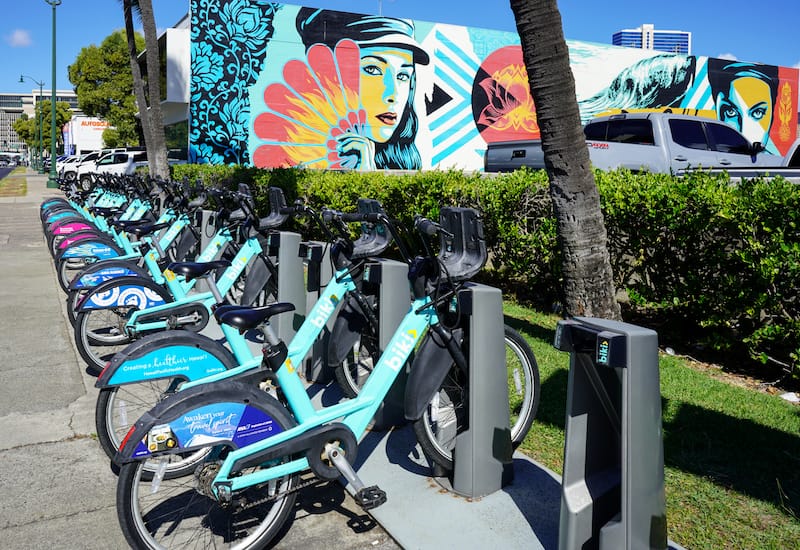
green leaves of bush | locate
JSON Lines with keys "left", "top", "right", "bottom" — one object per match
{"left": 173, "top": 164, "right": 800, "bottom": 377}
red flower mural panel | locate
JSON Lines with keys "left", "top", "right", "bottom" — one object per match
{"left": 252, "top": 40, "right": 365, "bottom": 168}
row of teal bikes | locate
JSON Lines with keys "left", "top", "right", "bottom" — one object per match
{"left": 40, "top": 172, "right": 541, "bottom": 549}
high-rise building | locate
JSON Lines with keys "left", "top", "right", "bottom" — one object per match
{"left": 612, "top": 23, "right": 691, "bottom": 55}
{"left": 0, "top": 90, "right": 80, "bottom": 156}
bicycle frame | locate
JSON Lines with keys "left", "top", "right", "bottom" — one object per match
{"left": 120, "top": 229, "right": 268, "bottom": 334}
{"left": 123, "top": 286, "right": 437, "bottom": 496}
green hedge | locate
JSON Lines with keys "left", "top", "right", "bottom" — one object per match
{"left": 173, "top": 164, "right": 800, "bottom": 377}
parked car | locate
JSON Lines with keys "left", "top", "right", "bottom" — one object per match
{"left": 484, "top": 112, "right": 781, "bottom": 173}
{"left": 76, "top": 150, "right": 185, "bottom": 187}
{"left": 56, "top": 155, "right": 79, "bottom": 174}
{"left": 63, "top": 148, "right": 133, "bottom": 182}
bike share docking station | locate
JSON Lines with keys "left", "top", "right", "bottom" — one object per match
{"left": 430, "top": 282, "right": 515, "bottom": 497}
{"left": 553, "top": 317, "right": 668, "bottom": 550}
{"left": 351, "top": 315, "right": 678, "bottom": 550}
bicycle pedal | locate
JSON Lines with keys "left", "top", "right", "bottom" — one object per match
{"left": 355, "top": 485, "right": 387, "bottom": 510}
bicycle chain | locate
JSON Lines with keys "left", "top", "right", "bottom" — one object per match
{"left": 233, "top": 474, "right": 323, "bottom": 511}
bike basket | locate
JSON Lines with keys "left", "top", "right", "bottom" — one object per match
{"left": 351, "top": 198, "right": 392, "bottom": 259}
{"left": 437, "top": 207, "right": 487, "bottom": 281}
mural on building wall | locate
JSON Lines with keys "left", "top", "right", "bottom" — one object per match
{"left": 189, "top": 1, "right": 799, "bottom": 168}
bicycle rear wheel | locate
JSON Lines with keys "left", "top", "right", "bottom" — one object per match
{"left": 96, "top": 383, "right": 210, "bottom": 479}
{"left": 116, "top": 403, "right": 298, "bottom": 549}
{"left": 74, "top": 307, "right": 136, "bottom": 375}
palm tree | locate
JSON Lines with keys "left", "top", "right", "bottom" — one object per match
{"left": 509, "top": 0, "right": 620, "bottom": 319}
{"left": 120, "top": 0, "right": 169, "bottom": 179}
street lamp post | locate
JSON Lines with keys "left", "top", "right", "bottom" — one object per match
{"left": 19, "top": 75, "right": 44, "bottom": 172}
{"left": 45, "top": 0, "right": 61, "bottom": 188}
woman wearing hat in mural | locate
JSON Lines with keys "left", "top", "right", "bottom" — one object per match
{"left": 252, "top": 8, "right": 429, "bottom": 170}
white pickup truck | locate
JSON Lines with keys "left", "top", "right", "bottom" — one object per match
{"left": 77, "top": 150, "right": 187, "bottom": 186}
{"left": 677, "top": 137, "right": 800, "bottom": 183}
{"left": 484, "top": 112, "right": 784, "bottom": 174}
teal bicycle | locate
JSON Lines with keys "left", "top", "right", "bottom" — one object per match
{"left": 113, "top": 207, "right": 514, "bottom": 549}
{"left": 73, "top": 185, "right": 284, "bottom": 373}
{"left": 93, "top": 198, "right": 393, "bottom": 478}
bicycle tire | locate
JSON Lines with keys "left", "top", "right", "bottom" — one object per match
{"left": 116, "top": 399, "right": 298, "bottom": 549}
{"left": 65, "top": 288, "right": 85, "bottom": 326}
{"left": 333, "top": 328, "right": 380, "bottom": 398}
{"left": 96, "top": 384, "right": 210, "bottom": 480}
{"left": 412, "top": 325, "right": 540, "bottom": 472}
{"left": 74, "top": 307, "right": 137, "bottom": 375}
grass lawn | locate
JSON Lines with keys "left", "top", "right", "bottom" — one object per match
{"left": 0, "top": 167, "right": 27, "bottom": 197}
{"left": 503, "top": 302, "right": 800, "bottom": 550}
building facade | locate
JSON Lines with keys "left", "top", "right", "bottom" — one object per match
{"left": 0, "top": 90, "right": 80, "bottom": 158}
{"left": 613, "top": 24, "right": 692, "bottom": 55}
{"left": 187, "top": 2, "right": 797, "bottom": 170}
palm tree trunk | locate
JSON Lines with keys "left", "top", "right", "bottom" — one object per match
{"left": 510, "top": 0, "right": 620, "bottom": 319}
{"left": 122, "top": 1, "right": 151, "bottom": 149}
{"left": 137, "top": 0, "right": 169, "bottom": 179}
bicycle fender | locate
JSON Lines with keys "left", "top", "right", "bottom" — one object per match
{"left": 96, "top": 330, "right": 236, "bottom": 388}
{"left": 77, "top": 276, "right": 170, "bottom": 312}
{"left": 57, "top": 239, "right": 122, "bottom": 260}
{"left": 115, "top": 381, "right": 288, "bottom": 464}
{"left": 49, "top": 220, "right": 94, "bottom": 235}
{"left": 68, "top": 260, "right": 150, "bottom": 290}
{"left": 56, "top": 230, "right": 105, "bottom": 250}
{"left": 327, "top": 296, "right": 369, "bottom": 367}
{"left": 404, "top": 328, "right": 463, "bottom": 421}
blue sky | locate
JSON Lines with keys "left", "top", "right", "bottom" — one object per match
{"left": 4, "top": 0, "right": 800, "bottom": 94}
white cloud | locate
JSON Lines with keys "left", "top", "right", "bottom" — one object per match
{"left": 5, "top": 29, "right": 32, "bottom": 47}
{"left": 716, "top": 52, "right": 738, "bottom": 61}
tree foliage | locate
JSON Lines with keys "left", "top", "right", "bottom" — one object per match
{"left": 12, "top": 100, "right": 73, "bottom": 155}
{"left": 68, "top": 29, "right": 144, "bottom": 146}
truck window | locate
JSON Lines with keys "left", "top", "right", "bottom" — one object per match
{"left": 606, "top": 119, "right": 654, "bottom": 145}
{"left": 788, "top": 147, "right": 800, "bottom": 168}
{"left": 584, "top": 121, "right": 607, "bottom": 141}
{"left": 704, "top": 122, "right": 752, "bottom": 155}
{"left": 669, "top": 119, "right": 710, "bottom": 150}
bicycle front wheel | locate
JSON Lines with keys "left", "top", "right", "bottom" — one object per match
{"left": 413, "top": 325, "right": 540, "bottom": 472}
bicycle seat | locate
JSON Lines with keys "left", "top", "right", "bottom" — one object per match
{"left": 124, "top": 221, "right": 171, "bottom": 238}
{"left": 166, "top": 260, "right": 231, "bottom": 281}
{"left": 437, "top": 207, "right": 487, "bottom": 281}
{"left": 217, "top": 302, "right": 296, "bottom": 331}
{"left": 351, "top": 198, "right": 392, "bottom": 259}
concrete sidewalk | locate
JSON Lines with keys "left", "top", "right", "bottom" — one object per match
{"left": 0, "top": 170, "right": 397, "bottom": 549}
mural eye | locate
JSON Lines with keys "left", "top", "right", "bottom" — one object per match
{"left": 362, "top": 64, "right": 382, "bottom": 76}
{"left": 749, "top": 106, "right": 767, "bottom": 121}
{"left": 721, "top": 105, "right": 739, "bottom": 120}
{"left": 397, "top": 71, "right": 411, "bottom": 82}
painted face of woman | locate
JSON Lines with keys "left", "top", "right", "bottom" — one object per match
{"left": 358, "top": 46, "right": 414, "bottom": 143}
{"left": 716, "top": 76, "right": 773, "bottom": 145}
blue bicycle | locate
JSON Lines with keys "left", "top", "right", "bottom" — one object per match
{"left": 113, "top": 207, "right": 511, "bottom": 548}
